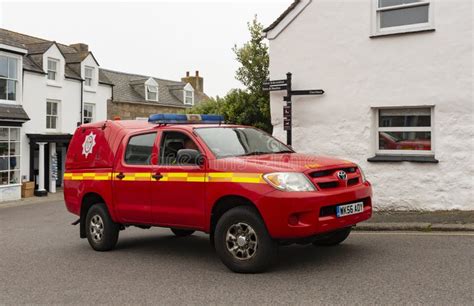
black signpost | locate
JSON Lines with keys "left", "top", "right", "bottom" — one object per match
{"left": 263, "top": 72, "right": 324, "bottom": 146}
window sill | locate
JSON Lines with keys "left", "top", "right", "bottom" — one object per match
{"left": 370, "top": 27, "right": 435, "bottom": 38}
{"left": 0, "top": 100, "right": 19, "bottom": 104}
{"left": 84, "top": 87, "right": 96, "bottom": 93}
{"left": 367, "top": 155, "right": 439, "bottom": 163}
{"left": 47, "top": 82, "right": 62, "bottom": 88}
{"left": 0, "top": 183, "right": 21, "bottom": 188}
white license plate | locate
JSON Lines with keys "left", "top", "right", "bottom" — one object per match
{"left": 336, "top": 202, "right": 364, "bottom": 217}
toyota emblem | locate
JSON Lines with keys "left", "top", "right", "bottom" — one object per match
{"left": 336, "top": 170, "right": 347, "bottom": 180}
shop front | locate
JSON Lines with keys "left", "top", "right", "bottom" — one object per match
{"left": 26, "top": 134, "right": 72, "bottom": 196}
{"left": 0, "top": 105, "right": 29, "bottom": 201}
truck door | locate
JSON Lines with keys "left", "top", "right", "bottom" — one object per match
{"left": 113, "top": 132, "right": 158, "bottom": 224}
{"left": 150, "top": 130, "right": 206, "bottom": 229}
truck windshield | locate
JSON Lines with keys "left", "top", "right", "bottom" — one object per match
{"left": 195, "top": 127, "right": 293, "bottom": 158}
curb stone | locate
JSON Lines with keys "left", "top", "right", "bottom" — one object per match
{"left": 355, "top": 222, "right": 474, "bottom": 232}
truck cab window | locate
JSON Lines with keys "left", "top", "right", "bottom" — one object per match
{"left": 124, "top": 133, "right": 157, "bottom": 165}
{"left": 159, "top": 131, "right": 200, "bottom": 165}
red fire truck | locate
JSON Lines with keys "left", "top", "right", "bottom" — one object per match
{"left": 64, "top": 114, "right": 372, "bottom": 273}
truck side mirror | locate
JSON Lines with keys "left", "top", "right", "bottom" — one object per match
{"left": 176, "top": 149, "right": 204, "bottom": 166}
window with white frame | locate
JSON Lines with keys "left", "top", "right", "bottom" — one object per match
{"left": 0, "top": 55, "right": 18, "bottom": 101}
{"left": 376, "top": 107, "right": 433, "bottom": 155}
{"left": 46, "top": 100, "right": 59, "bottom": 130}
{"left": 83, "top": 103, "right": 95, "bottom": 124}
{"left": 373, "top": 0, "right": 433, "bottom": 36}
{"left": 47, "top": 58, "right": 59, "bottom": 81}
{"left": 84, "top": 66, "right": 94, "bottom": 87}
{"left": 0, "top": 127, "right": 21, "bottom": 186}
{"left": 184, "top": 90, "right": 194, "bottom": 105}
{"left": 146, "top": 85, "right": 158, "bottom": 101}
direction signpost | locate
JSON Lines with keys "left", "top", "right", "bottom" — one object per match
{"left": 263, "top": 72, "right": 324, "bottom": 146}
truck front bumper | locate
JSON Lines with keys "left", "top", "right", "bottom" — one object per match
{"left": 256, "top": 182, "right": 373, "bottom": 239}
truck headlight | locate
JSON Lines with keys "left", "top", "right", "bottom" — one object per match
{"left": 263, "top": 172, "right": 316, "bottom": 192}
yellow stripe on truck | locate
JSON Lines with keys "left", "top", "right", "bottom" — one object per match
{"left": 64, "top": 172, "right": 265, "bottom": 184}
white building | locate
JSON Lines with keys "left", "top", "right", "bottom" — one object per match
{"left": 265, "top": 0, "right": 473, "bottom": 210}
{"left": 0, "top": 29, "right": 112, "bottom": 201}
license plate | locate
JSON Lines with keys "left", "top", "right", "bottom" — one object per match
{"left": 336, "top": 202, "right": 364, "bottom": 217}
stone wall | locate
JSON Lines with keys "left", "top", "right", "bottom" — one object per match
{"left": 107, "top": 100, "right": 186, "bottom": 120}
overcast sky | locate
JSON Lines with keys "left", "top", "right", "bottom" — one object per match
{"left": 0, "top": 0, "right": 291, "bottom": 97}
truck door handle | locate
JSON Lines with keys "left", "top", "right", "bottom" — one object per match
{"left": 116, "top": 172, "right": 125, "bottom": 180}
{"left": 152, "top": 173, "right": 163, "bottom": 180}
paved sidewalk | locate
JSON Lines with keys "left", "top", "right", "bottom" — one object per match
{"left": 0, "top": 192, "right": 63, "bottom": 209}
{"left": 357, "top": 210, "right": 474, "bottom": 232}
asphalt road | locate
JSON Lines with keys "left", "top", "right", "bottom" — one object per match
{"left": 1, "top": 201, "right": 473, "bottom": 305}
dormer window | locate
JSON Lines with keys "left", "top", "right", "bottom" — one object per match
{"left": 47, "top": 58, "right": 59, "bottom": 81}
{"left": 146, "top": 85, "right": 158, "bottom": 101}
{"left": 183, "top": 83, "right": 194, "bottom": 105}
{"left": 84, "top": 66, "right": 94, "bottom": 87}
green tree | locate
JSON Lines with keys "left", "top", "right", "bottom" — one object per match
{"left": 190, "top": 16, "right": 271, "bottom": 132}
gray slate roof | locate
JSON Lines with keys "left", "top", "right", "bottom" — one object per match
{"left": 0, "top": 28, "right": 109, "bottom": 84}
{"left": 0, "top": 104, "right": 30, "bottom": 122}
{"left": 101, "top": 69, "right": 206, "bottom": 108}
{"left": 263, "top": 0, "right": 300, "bottom": 32}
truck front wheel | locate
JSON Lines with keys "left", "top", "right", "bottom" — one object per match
{"left": 85, "top": 203, "right": 120, "bottom": 251}
{"left": 214, "top": 206, "right": 278, "bottom": 273}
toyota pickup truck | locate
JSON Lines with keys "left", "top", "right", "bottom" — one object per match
{"left": 64, "top": 114, "right": 372, "bottom": 273}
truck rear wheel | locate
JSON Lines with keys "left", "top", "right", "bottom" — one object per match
{"left": 312, "top": 227, "right": 352, "bottom": 246}
{"left": 214, "top": 206, "right": 278, "bottom": 273}
{"left": 170, "top": 228, "right": 195, "bottom": 237}
{"left": 85, "top": 203, "right": 120, "bottom": 251}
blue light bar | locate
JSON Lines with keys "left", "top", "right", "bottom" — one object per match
{"left": 148, "top": 113, "right": 224, "bottom": 124}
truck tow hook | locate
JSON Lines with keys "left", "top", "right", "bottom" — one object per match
{"left": 71, "top": 219, "right": 80, "bottom": 226}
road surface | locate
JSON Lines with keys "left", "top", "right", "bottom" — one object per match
{"left": 1, "top": 200, "right": 473, "bottom": 304}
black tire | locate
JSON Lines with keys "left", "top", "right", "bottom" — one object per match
{"left": 170, "top": 228, "right": 195, "bottom": 237}
{"left": 85, "top": 203, "right": 120, "bottom": 251}
{"left": 312, "top": 227, "right": 352, "bottom": 246}
{"left": 214, "top": 206, "right": 278, "bottom": 273}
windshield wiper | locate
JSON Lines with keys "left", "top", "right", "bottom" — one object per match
{"left": 273, "top": 150, "right": 294, "bottom": 154}
{"left": 241, "top": 151, "right": 271, "bottom": 156}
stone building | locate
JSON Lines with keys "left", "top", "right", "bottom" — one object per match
{"left": 102, "top": 69, "right": 208, "bottom": 120}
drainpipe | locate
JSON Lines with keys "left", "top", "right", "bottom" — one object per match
{"left": 79, "top": 79, "right": 84, "bottom": 126}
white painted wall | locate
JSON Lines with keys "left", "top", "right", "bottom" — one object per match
{"left": 267, "top": 0, "right": 473, "bottom": 210}
{"left": 21, "top": 49, "right": 112, "bottom": 183}
{"left": 82, "top": 54, "right": 110, "bottom": 122}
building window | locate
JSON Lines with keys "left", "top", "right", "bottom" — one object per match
{"left": 373, "top": 0, "right": 433, "bottom": 36}
{"left": 47, "top": 58, "right": 59, "bottom": 81}
{"left": 46, "top": 100, "right": 59, "bottom": 130}
{"left": 0, "top": 127, "right": 21, "bottom": 186}
{"left": 0, "top": 55, "right": 18, "bottom": 101}
{"left": 84, "top": 66, "right": 94, "bottom": 87}
{"left": 184, "top": 90, "right": 194, "bottom": 105}
{"left": 83, "top": 103, "right": 95, "bottom": 124}
{"left": 146, "top": 85, "right": 158, "bottom": 101}
{"left": 376, "top": 107, "right": 433, "bottom": 155}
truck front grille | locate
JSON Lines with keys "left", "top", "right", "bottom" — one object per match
{"left": 309, "top": 167, "right": 362, "bottom": 190}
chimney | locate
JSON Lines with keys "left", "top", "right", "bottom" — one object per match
{"left": 69, "top": 43, "right": 89, "bottom": 53}
{"left": 181, "top": 70, "right": 204, "bottom": 92}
